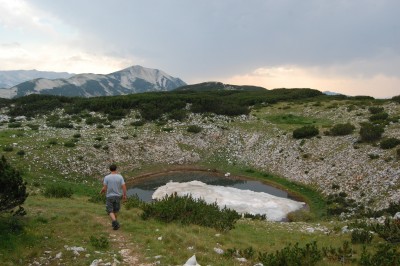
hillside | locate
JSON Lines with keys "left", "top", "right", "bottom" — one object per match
{"left": 1, "top": 90, "right": 400, "bottom": 265}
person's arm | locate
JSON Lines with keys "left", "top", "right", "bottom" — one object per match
{"left": 100, "top": 184, "right": 107, "bottom": 194}
{"left": 122, "top": 183, "right": 127, "bottom": 201}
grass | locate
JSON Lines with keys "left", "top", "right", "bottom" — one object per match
{"left": 0, "top": 192, "right": 389, "bottom": 265}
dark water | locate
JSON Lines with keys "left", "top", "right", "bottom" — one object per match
{"left": 127, "top": 171, "right": 290, "bottom": 202}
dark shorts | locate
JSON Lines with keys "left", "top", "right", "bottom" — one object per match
{"left": 106, "top": 196, "right": 122, "bottom": 214}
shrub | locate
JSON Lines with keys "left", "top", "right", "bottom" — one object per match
{"left": 380, "top": 138, "right": 400, "bottom": 149}
{"left": 359, "top": 122, "right": 384, "bottom": 142}
{"left": 360, "top": 244, "right": 400, "bottom": 266}
{"left": 397, "top": 148, "right": 400, "bottom": 159}
{"left": 0, "top": 156, "right": 28, "bottom": 214}
{"left": 90, "top": 235, "right": 109, "bottom": 249}
{"left": 368, "top": 153, "right": 379, "bottom": 160}
{"left": 351, "top": 229, "right": 373, "bottom": 244}
{"left": 44, "top": 184, "right": 73, "bottom": 198}
{"left": 368, "top": 106, "right": 384, "bottom": 114}
{"left": 8, "top": 122, "right": 22, "bottom": 128}
{"left": 2, "top": 146, "right": 13, "bottom": 152}
{"left": 141, "top": 194, "right": 240, "bottom": 231}
{"left": 258, "top": 241, "right": 322, "bottom": 266}
{"left": 371, "top": 218, "right": 400, "bottom": 243}
{"left": 369, "top": 112, "right": 389, "bottom": 122}
{"left": 124, "top": 194, "right": 145, "bottom": 209}
{"left": 293, "top": 125, "right": 319, "bottom": 139}
{"left": 187, "top": 125, "right": 202, "bottom": 133}
{"left": 93, "top": 143, "right": 102, "bottom": 149}
{"left": 328, "top": 123, "right": 356, "bottom": 136}
{"left": 73, "top": 133, "right": 81, "bottom": 138}
{"left": 131, "top": 120, "right": 145, "bottom": 127}
{"left": 168, "top": 109, "right": 187, "bottom": 121}
{"left": 27, "top": 124, "right": 39, "bottom": 130}
{"left": 392, "top": 95, "right": 400, "bottom": 104}
{"left": 64, "top": 141, "right": 76, "bottom": 148}
{"left": 16, "top": 150, "right": 25, "bottom": 156}
{"left": 48, "top": 139, "right": 58, "bottom": 145}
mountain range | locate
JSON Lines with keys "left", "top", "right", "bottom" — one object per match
{"left": 0, "top": 65, "right": 186, "bottom": 98}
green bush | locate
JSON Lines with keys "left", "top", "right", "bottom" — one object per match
{"left": 328, "top": 123, "right": 356, "bottom": 136}
{"left": 360, "top": 244, "right": 400, "bottom": 266}
{"left": 368, "top": 106, "right": 384, "bottom": 114}
{"left": 64, "top": 141, "right": 76, "bottom": 148}
{"left": 380, "top": 138, "right": 400, "bottom": 149}
{"left": 392, "top": 95, "right": 400, "bottom": 104}
{"left": 293, "top": 125, "right": 319, "bottom": 139}
{"left": 8, "top": 122, "right": 22, "bottom": 128}
{"left": 93, "top": 143, "right": 102, "bottom": 149}
{"left": 351, "top": 229, "right": 373, "bottom": 244}
{"left": 48, "top": 139, "right": 58, "bottom": 145}
{"left": 124, "top": 194, "right": 145, "bottom": 209}
{"left": 73, "top": 133, "right": 81, "bottom": 138}
{"left": 141, "top": 194, "right": 240, "bottom": 231}
{"left": 371, "top": 218, "right": 400, "bottom": 243}
{"left": 27, "top": 124, "right": 39, "bottom": 130}
{"left": 90, "top": 235, "right": 109, "bottom": 249}
{"left": 43, "top": 184, "right": 73, "bottom": 198}
{"left": 369, "top": 112, "right": 389, "bottom": 122}
{"left": 359, "top": 122, "right": 384, "bottom": 142}
{"left": 258, "top": 241, "right": 322, "bottom": 266}
{"left": 16, "top": 150, "right": 25, "bottom": 156}
{"left": 2, "top": 146, "right": 14, "bottom": 152}
{"left": 130, "top": 120, "right": 145, "bottom": 127}
{"left": 187, "top": 125, "right": 202, "bottom": 133}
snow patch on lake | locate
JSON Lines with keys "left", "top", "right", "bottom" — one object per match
{"left": 152, "top": 181, "right": 306, "bottom": 221}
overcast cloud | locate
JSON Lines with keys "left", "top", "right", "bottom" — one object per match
{"left": 0, "top": 0, "right": 399, "bottom": 97}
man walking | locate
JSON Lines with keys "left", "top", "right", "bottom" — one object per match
{"left": 100, "top": 164, "right": 127, "bottom": 230}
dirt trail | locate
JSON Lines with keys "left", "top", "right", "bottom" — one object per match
{"left": 99, "top": 216, "right": 153, "bottom": 266}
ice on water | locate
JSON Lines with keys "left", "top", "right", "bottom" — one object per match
{"left": 152, "top": 180, "right": 306, "bottom": 221}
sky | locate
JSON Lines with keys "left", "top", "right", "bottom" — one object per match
{"left": 0, "top": 0, "right": 399, "bottom": 98}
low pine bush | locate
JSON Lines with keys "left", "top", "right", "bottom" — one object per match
{"left": 328, "top": 123, "right": 356, "bottom": 136}
{"left": 380, "top": 137, "right": 400, "bottom": 149}
{"left": 351, "top": 229, "right": 373, "bottom": 244}
{"left": 359, "top": 122, "right": 384, "bottom": 142}
{"left": 258, "top": 241, "right": 322, "bottom": 266}
{"left": 187, "top": 125, "right": 202, "bottom": 133}
{"left": 90, "top": 235, "right": 109, "bottom": 249}
{"left": 140, "top": 194, "right": 240, "bottom": 231}
{"left": 368, "top": 106, "right": 384, "bottom": 114}
{"left": 44, "top": 184, "right": 73, "bottom": 198}
{"left": 293, "top": 125, "right": 319, "bottom": 139}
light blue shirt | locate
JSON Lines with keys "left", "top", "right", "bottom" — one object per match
{"left": 103, "top": 173, "right": 125, "bottom": 197}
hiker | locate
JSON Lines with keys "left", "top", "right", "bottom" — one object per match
{"left": 100, "top": 164, "right": 127, "bottom": 230}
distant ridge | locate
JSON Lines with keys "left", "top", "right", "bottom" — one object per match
{"left": 175, "top": 81, "right": 266, "bottom": 92}
{"left": 0, "top": 69, "right": 73, "bottom": 89}
{"left": 0, "top": 65, "right": 186, "bottom": 98}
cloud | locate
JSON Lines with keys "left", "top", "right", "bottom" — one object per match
{"left": 1, "top": 0, "right": 399, "bottom": 97}
{"left": 221, "top": 64, "right": 400, "bottom": 98}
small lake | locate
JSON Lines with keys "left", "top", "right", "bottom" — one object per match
{"left": 127, "top": 171, "right": 292, "bottom": 202}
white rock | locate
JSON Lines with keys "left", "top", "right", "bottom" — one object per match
{"left": 394, "top": 212, "right": 400, "bottom": 220}
{"left": 214, "top": 247, "right": 224, "bottom": 254}
{"left": 55, "top": 252, "right": 62, "bottom": 259}
{"left": 183, "top": 255, "right": 200, "bottom": 266}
